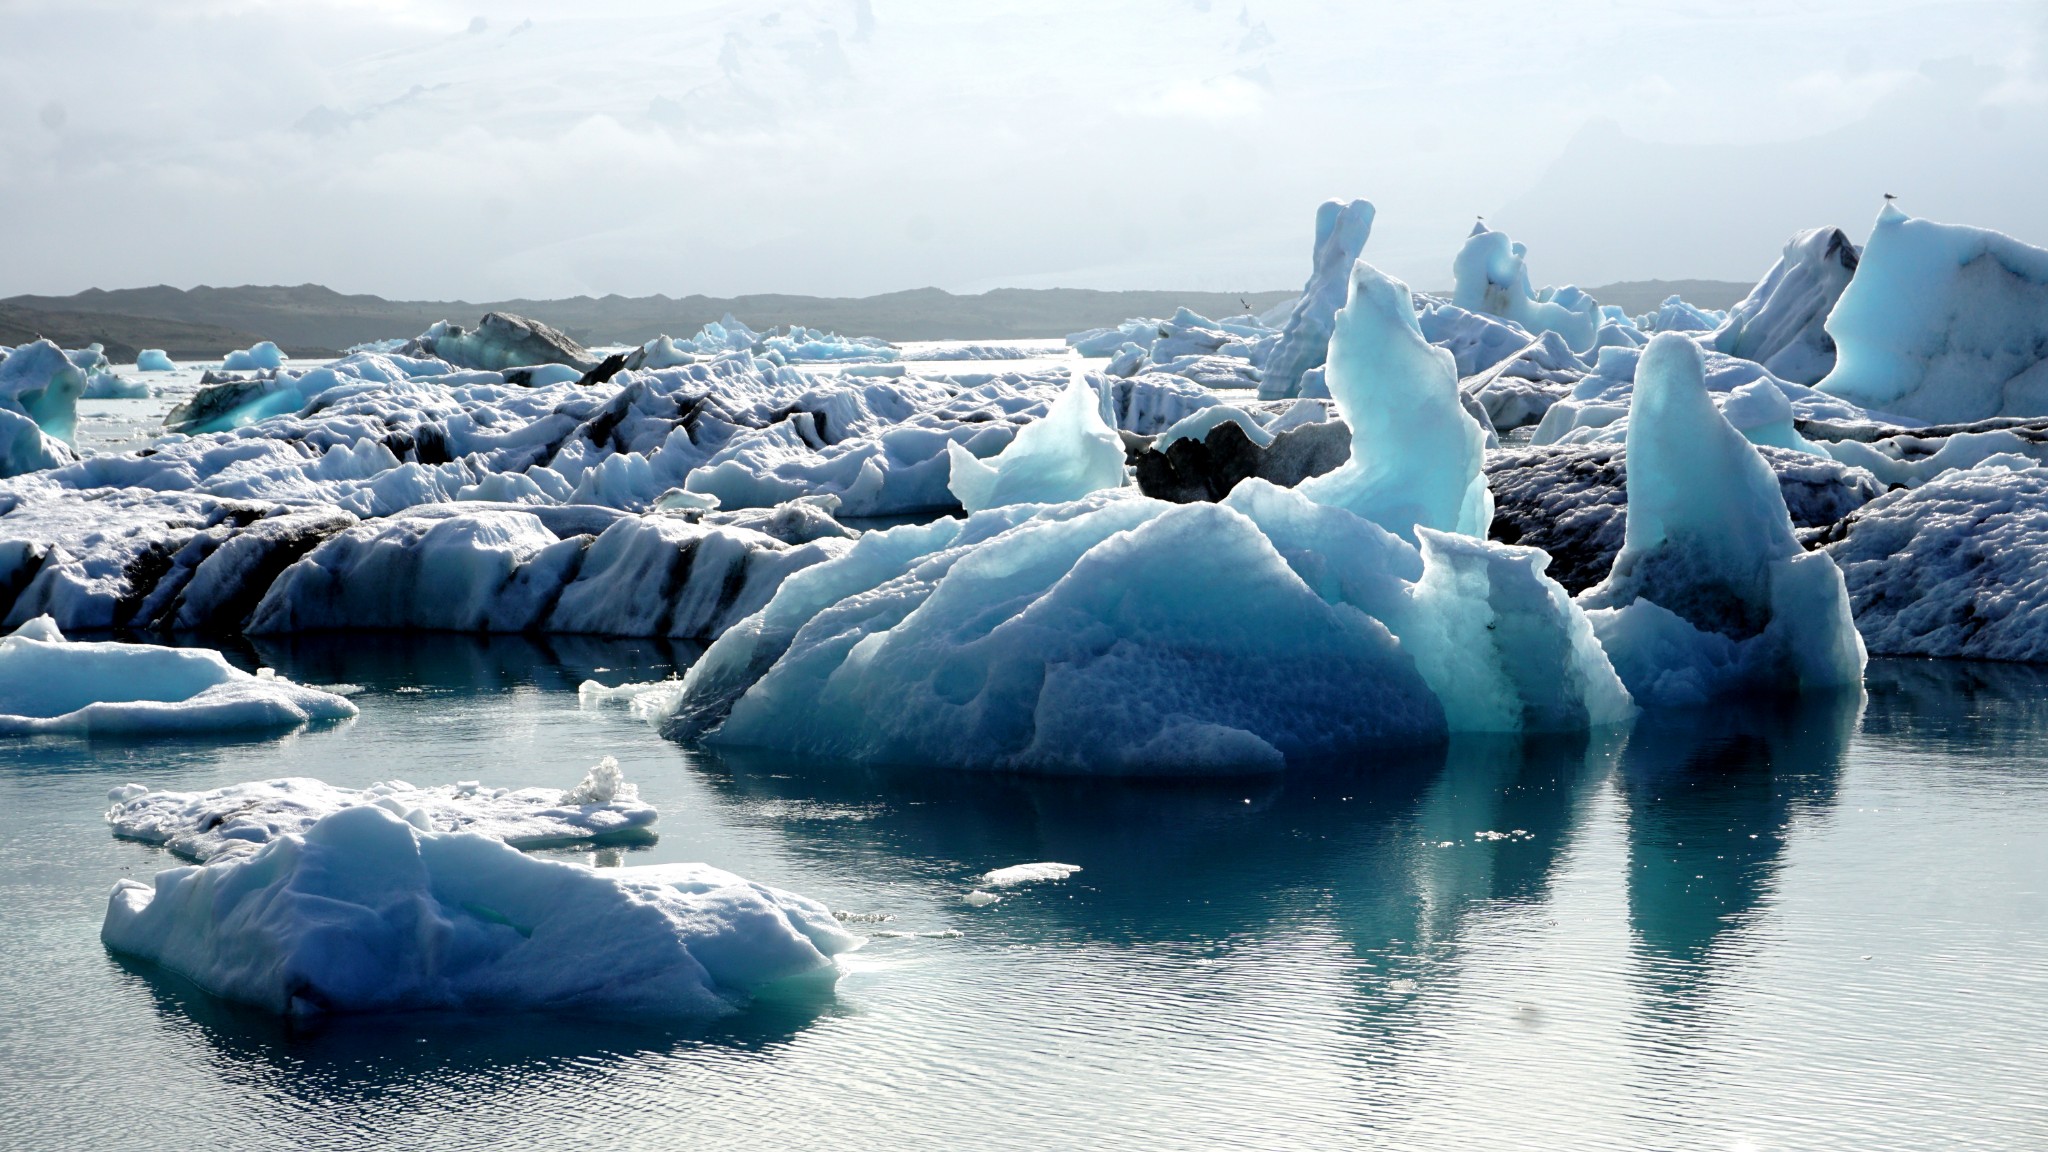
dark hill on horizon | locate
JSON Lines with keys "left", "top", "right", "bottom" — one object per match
{"left": 0, "top": 279, "right": 1755, "bottom": 359}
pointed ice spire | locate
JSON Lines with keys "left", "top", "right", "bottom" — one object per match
{"left": 946, "top": 367, "right": 1126, "bottom": 513}
{"left": 1296, "top": 260, "right": 1492, "bottom": 543}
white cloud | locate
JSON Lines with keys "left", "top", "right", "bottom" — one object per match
{"left": 0, "top": 0, "right": 2044, "bottom": 298}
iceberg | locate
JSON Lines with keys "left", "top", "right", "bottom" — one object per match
{"left": 135, "top": 349, "right": 177, "bottom": 372}
{"left": 680, "top": 492, "right": 1451, "bottom": 773}
{"left": 221, "top": 341, "right": 286, "bottom": 372}
{"left": 1295, "top": 262, "right": 1492, "bottom": 543}
{"left": 1635, "top": 295, "right": 1724, "bottom": 333}
{"left": 64, "top": 344, "right": 151, "bottom": 399}
{"left": 102, "top": 803, "right": 857, "bottom": 1018}
{"left": 1259, "top": 198, "right": 1376, "bottom": 400}
{"left": 0, "top": 407, "right": 74, "bottom": 479}
{"left": 0, "top": 616, "right": 357, "bottom": 734}
{"left": 1817, "top": 204, "right": 2048, "bottom": 422}
{"left": 946, "top": 368, "right": 1125, "bottom": 512}
{"left": 246, "top": 505, "right": 847, "bottom": 640}
{"left": 0, "top": 339, "right": 85, "bottom": 442}
{"left": 1711, "top": 227, "right": 1859, "bottom": 385}
{"left": 1532, "top": 342, "right": 1864, "bottom": 454}
{"left": 1579, "top": 334, "right": 1866, "bottom": 707}
{"left": 658, "top": 260, "right": 1631, "bottom": 772}
{"left": 404, "top": 313, "right": 597, "bottom": 372}
{"left": 1452, "top": 224, "right": 1600, "bottom": 353}
{"left": 106, "top": 758, "right": 657, "bottom": 863}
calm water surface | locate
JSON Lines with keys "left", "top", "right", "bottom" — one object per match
{"left": 2, "top": 636, "right": 2044, "bottom": 1150}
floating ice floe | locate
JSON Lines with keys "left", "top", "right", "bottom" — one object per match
{"left": 0, "top": 616, "right": 356, "bottom": 734}
{"left": 106, "top": 756, "right": 656, "bottom": 862}
{"left": 1819, "top": 204, "right": 2048, "bottom": 423}
{"left": 980, "top": 862, "right": 1081, "bottom": 886}
{"left": 1579, "top": 334, "right": 1866, "bottom": 706}
{"left": 135, "top": 349, "right": 177, "bottom": 372}
{"left": 102, "top": 803, "right": 857, "bottom": 1017}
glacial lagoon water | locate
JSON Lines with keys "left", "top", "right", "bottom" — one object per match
{"left": 3, "top": 635, "right": 2045, "bottom": 1149}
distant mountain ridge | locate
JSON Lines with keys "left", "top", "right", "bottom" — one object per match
{"left": 0, "top": 285, "right": 1302, "bottom": 358}
{"left": 0, "top": 279, "right": 1756, "bottom": 360}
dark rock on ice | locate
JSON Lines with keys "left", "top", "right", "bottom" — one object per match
{"left": 1485, "top": 443, "right": 1884, "bottom": 595}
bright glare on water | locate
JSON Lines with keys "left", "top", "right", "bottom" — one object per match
{"left": 3, "top": 635, "right": 2045, "bottom": 1149}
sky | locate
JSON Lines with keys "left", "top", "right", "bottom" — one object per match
{"left": 2, "top": 0, "right": 2045, "bottom": 301}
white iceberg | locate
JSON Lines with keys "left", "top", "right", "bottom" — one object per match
{"left": 1580, "top": 334, "right": 1866, "bottom": 707}
{"left": 1452, "top": 223, "right": 1599, "bottom": 354}
{"left": 106, "top": 757, "right": 657, "bottom": 863}
{"left": 0, "top": 616, "right": 357, "bottom": 735}
{"left": 102, "top": 803, "right": 857, "bottom": 1018}
{"left": 1818, "top": 204, "right": 2048, "bottom": 422}
{"left": 945, "top": 368, "right": 1125, "bottom": 513}
{"left": 221, "top": 341, "right": 286, "bottom": 372}
{"left": 1711, "top": 226, "right": 1860, "bottom": 385}
{"left": 135, "top": 349, "right": 177, "bottom": 372}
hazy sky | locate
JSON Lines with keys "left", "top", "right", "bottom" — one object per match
{"left": 3, "top": 0, "right": 2045, "bottom": 300}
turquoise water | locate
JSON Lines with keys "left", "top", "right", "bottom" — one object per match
{"left": 3, "top": 637, "right": 2045, "bottom": 1149}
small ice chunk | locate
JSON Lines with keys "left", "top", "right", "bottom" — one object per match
{"left": 559, "top": 755, "right": 637, "bottom": 805}
{"left": 135, "top": 349, "right": 177, "bottom": 372}
{"left": 980, "top": 862, "right": 1082, "bottom": 887}
{"left": 963, "top": 890, "right": 1002, "bottom": 907}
